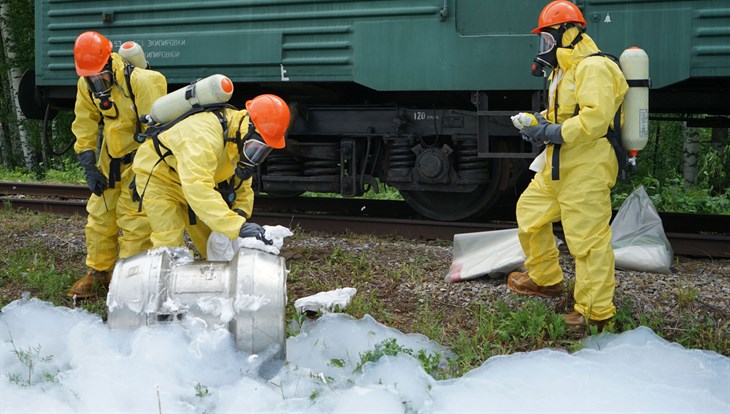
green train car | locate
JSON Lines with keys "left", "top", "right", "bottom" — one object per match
{"left": 21, "top": 0, "right": 730, "bottom": 220}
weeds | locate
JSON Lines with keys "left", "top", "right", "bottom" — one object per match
{"left": 676, "top": 285, "right": 699, "bottom": 309}
{"left": 494, "top": 300, "right": 564, "bottom": 346}
{"left": 194, "top": 382, "right": 210, "bottom": 398}
{"left": 353, "top": 338, "right": 447, "bottom": 379}
{"left": 411, "top": 300, "right": 445, "bottom": 341}
{"left": 1, "top": 207, "right": 728, "bottom": 382}
{"left": 5, "top": 330, "right": 57, "bottom": 387}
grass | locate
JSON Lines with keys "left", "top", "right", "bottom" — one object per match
{"left": 1, "top": 206, "right": 728, "bottom": 380}
{"left": 0, "top": 162, "right": 85, "bottom": 185}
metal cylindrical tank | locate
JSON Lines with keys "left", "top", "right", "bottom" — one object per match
{"left": 107, "top": 247, "right": 287, "bottom": 361}
{"left": 619, "top": 46, "right": 650, "bottom": 157}
{"left": 149, "top": 74, "right": 234, "bottom": 124}
{"left": 118, "top": 41, "right": 148, "bottom": 69}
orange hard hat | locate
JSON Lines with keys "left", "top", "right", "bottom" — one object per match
{"left": 245, "top": 94, "right": 290, "bottom": 149}
{"left": 532, "top": 1, "right": 586, "bottom": 34}
{"left": 74, "top": 31, "right": 113, "bottom": 76}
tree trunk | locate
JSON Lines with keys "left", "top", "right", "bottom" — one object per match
{"left": 710, "top": 127, "right": 728, "bottom": 153}
{"left": 682, "top": 122, "right": 700, "bottom": 187}
{"left": 0, "top": 119, "right": 8, "bottom": 167}
{"left": 0, "top": 3, "right": 34, "bottom": 170}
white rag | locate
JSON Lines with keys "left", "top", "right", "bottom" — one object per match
{"left": 207, "top": 225, "right": 293, "bottom": 261}
{"left": 294, "top": 287, "right": 357, "bottom": 314}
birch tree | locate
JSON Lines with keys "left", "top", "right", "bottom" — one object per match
{"left": 0, "top": 1, "right": 33, "bottom": 169}
{"left": 682, "top": 121, "right": 700, "bottom": 187}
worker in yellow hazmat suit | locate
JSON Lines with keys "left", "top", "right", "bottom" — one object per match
{"left": 508, "top": 1, "right": 629, "bottom": 329}
{"left": 69, "top": 31, "right": 168, "bottom": 299}
{"left": 132, "top": 94, "right": 291, "bottom": 259}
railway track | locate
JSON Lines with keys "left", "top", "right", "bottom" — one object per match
{"left": 2, "top": 181, "right": 729, "bottom": 259}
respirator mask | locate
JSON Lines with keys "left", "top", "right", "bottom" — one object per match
{"left": 84, "top": 62, "right": 115, "bottom": 111}
{"left": 531, "top": 24, "right": 583, "bottom": 77}
{"left": 532, "top": 27, "right": 562, "bottom": 76}
{"left": 237, "top": 121, "right": 274, "bottom": 169}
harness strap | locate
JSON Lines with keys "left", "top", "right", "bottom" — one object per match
{"left": 109, "top": 158, "right": 122, "bottom": 188}
{"left": 188, "top": 205, "right": 197, "bottom": 225}
{"left": 123, "top": 65, "right": 142, "bottom": 143}
{"left": 551, "top": 145, "right": 561, "bottom": 181}
{"left": 136, "top": 157, "right": 165, "bottom": 212}
{"left": 551, "top": 86, "right": 563, "bottom": 180}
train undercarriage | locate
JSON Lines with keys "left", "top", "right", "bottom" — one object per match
{"left": 253, "top": 98, "right": 534, "bottom": 221}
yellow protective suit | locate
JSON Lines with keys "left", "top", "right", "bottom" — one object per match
{"left": 516, "top": 30, "right": 628, "bottom": 321}
{"left": 72, "top": 53, "right": 167, "bottom": 271}
{"left": 132, "top": 109, "right": 255, "bottom": 259}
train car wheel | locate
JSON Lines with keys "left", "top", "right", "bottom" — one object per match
{"left": 400, "top": 182, "right": 501, "bottom": 221}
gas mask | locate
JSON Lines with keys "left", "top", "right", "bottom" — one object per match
{"left": 84, "top": 62, "right": 115, "bottom": 111}
{"left": 237, "top": 120, "right": 273, "bottom": 169}
{"left": 531, "top": 25, "right": 583, "bottom": 77}
{"left": 532, "top": 27, "right": 563, "bottom": 76}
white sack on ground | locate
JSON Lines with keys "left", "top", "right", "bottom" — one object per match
{"left": 207, "top": 225, "right": 293, "bottom": 260}
{"left": 447, "top": 228, "right": 525, "bottom": 282}
{"left": 611, "top": 186, "right": 673, "bottom": 274}
{"left": 294, "top": 287, "right": 357, "bottom": 313}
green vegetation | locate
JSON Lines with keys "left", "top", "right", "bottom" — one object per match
{"left": 0, "top": 156, "right": 85, "bottom": 184}
{"left": 353, "top": 337, "right": 445, "bottom": 379}
{"left": 5, "top": 332, "right": 58, "bottom": 387}
{"left": 611, "top": 120, "right": 730, "bottom": 214}
{"left": 194, "top": 383, "right": 210, "bottom": 398}
{"left": 300, "top": 179, "right": 404, "bottom": 201}
{"left": 1, "top": 207, "right": 728, "bottom": 379}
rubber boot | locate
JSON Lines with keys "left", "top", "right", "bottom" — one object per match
{"left": 507, "top": 272, "right": 563, "bottom": 298}
{"left": 67, "top": 269, "right": 112, "bottom": 299}
{"left": 562, "top": 311, "right": 610, "bottom": 331}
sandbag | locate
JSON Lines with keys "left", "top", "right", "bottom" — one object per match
{"left": 446, "top": 228, "right": 525, "bottom": 282}
{"left": 610, "top": 185, "right": 673, "bottom": 274}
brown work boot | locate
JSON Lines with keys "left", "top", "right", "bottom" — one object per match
{"left": 67, "top": 269, "right": 112, "bottom": 299}
{"left": 507, "top": 272, "right": 562, "bottom": 298}
{"left": 562, "top": 311, "right": 610, "bottom": 331}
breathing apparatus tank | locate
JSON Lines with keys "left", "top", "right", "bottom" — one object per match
{"left": 148, "top": 74, "right": 234, "bottom": 124}
{"left": 619, "top": 46, "right": 650, "bottom": 168}
{"left": 118, "top": 41, "right": 148, "bottom": 69}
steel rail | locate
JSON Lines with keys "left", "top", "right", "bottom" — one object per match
{"left": 2, "top": 182, "right": 729, "bottom": 259}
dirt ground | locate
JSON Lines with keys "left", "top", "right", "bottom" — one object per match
{"left": 2, "top": 210, "right": 729, "bottom": 358}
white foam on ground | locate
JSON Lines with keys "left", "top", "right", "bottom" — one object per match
{"left": 1, "top": 298, "right": 728, "bottom": 413}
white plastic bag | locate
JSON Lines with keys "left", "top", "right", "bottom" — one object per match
{"left": 610, "top": 186, "right": 673, "bottom": 274}
{"left": 447, "top": 228, "right": 525, "bottom": 282}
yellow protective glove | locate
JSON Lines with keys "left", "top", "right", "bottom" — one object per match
{"left": 510, "top": 112, "right": 538, "bottom": 130}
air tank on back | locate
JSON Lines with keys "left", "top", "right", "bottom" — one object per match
{"left": 118, "top": 41, "right": 149, "bottom": 69}
{"left": 149, "top": 74, "right": 234, "bottom": 124}
{"left": 619, "top": 46, "right": 650, "bottom": 166}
